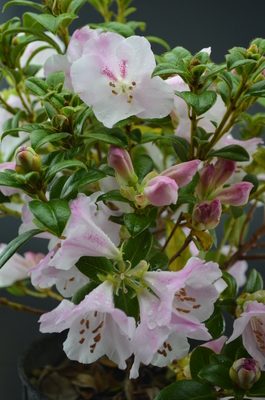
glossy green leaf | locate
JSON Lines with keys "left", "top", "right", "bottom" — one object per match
{"left": 204, "top": 304, "right": 225, "bottom": 340}
{"left": 210, "top": 354, "right": 233, "bottom": 369}
{"left": 221, "top": 336, "right": 242, "bottom": 361}
{"left": 245, "top": 80, "right": 265, "bottom": 97}
{"left": 248, "top": 372, "right": 265, "bottom": 396}
{"left": 28, "top": 199, "right": 71, "bottom": 237}
{"left": 25, "top": 77, "right": 48, "bottom": 96}
{"left": 46, "top": 71, "right": 65, "bottom": 90}
{"left": 221, "top": 271, "right": 237, "bottom": 298}
{"left": 0, "top": 229, "right": 43, "bottom": 269}
{"left": 69, "top": 0, "right": 86, "bottom": 13}
{"left": 133, "top": 154, "right": 153, "bottom": 183}
{"left": 124, "top": 213, "right": 153, "bottom": 237}
{"left": 76, "top": 257, "right": 113, "bottom": 283}
{"left": 198, "top": 364, "right": 233, "bottom": 389}
{"left": 154, "top": 380, "right": 216, "bottom": 400}
{"left": 177, "top": 91, "right": 217, "bottom": 116}
{"left": 243, "top": 269, "right": 263, "bottom": 294}
{"left": 96, "top": 190, "right": 134, "bottom": 205}
{"left": 72, "top": 281, "right": 98, "bottom": 304}
{"left": 44, "top": 159, "right": 87, "bottom": 182}
{"left": 87, "top": 128, "right": 128, "bottom": 148}
{"left": 0, "top": 171, "right": 24, "bottom": 191}
{"left": 146, "top": 250, "right": 169, "bottom": 271}
{"left": 2, "top": 0, "right": 46, "bottom": 12}
{"left": 145, "top": 36, "right": 170, "bottom": 51}
{"left": 227, "top": 58, "right": 256, "bottom": 71}
{"left": 90, "top": 22, "right": 134, "bottom": 38}
{"left": 152, "top": 62, "right": 189, "bottom": 78}
{"left": 207, "top": 145, "right": 249, "bottom": 162}
{"left": 114, "top": 286, "right": 139, "bottom": 321}
{"left": 30, "top": 130, "right": 70, "bottom": 151}
{"left": 219, "top": 298, "right": 236, "bottom": 315}
{"left": 60, "top": 168, "right": 106, "bottom": 199}
{"left": 123, "top": 230, "right": 153, "bottom": 268}
{"left": 35, "top": 13, "right": 77, "bottom": 34}
{"left": 190, "top": 346, "right": 215, "bottom": 382}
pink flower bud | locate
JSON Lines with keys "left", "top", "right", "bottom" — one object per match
{"left": 15, "top": 146, "right": 42, "bottom": 174}
{"left": 161, "top": 159, "right": 200, "bottom": 188}
{"left": 143, "top": 176, "right": 179, "bottom": 206}
{"left": 191, "top": 199, "right": 222, "bottom": 231}
{"left": 197, "top": 162, "right": 215, "bottom": 198}
{"left": 107, "top": 146, "right": 137, "bottom": 186}
{"left": 216, "top": 182, "right": 253, "bottom": 206}
{"left": 229, "top": 358, "right": 261, "bottom": 390}
{"left": 210, "top": 158, "right": 237, "bottom": 190}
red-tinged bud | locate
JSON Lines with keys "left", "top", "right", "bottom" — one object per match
{"left": 196, "top": 162, "right": 215, "bottom": 199}
{"left": 210, "top": 158, "right": 237, "bottom": 190}
{"left": 216, "top": 182, "right": 254, "bottom": 206}
{"left": 143, "top": 175, "right": 179, "bottom": 207}
{"left": 15, "top": 146, "right": 42, "bottom": 175}
{"left": 229, "top": 358, "right": 261, "bottom": 390}
{"left": 107, "top": 146, "right": 138, "bottom": 187}
{"left": 191, "top": 199, "right": 222, "bottom": 231}
{"left": 161, "top": 160, "right": 200, "bottom": 188}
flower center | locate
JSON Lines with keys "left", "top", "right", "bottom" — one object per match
{"left": 102, "top": 61, "right": 136, "bottom": 104}
{"left": 251, "top": 316, "right": 265, "bottom": 351}
{"left": 173, "top": 287, "right": 201, "bottom": 314}
{"left": 78, "top": 311, "right": 105, "bottom": 353}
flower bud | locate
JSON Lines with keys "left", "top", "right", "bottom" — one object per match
{"left": 196, "top": 162, "right": 215, "bottom": 199}
{"left": 15, "top": 146, "right": 42, "bottom": 174}
{"left": 191, "top": 199, "right": 222, "bottom": 231}
{"left": 210, "top": 158, "right": 237, "bottom": 191}
{"left": 215, "top": 182, "right": 253, "bottom": 206}
{"left": 161, "top": 160, "right": 200, "bottom": 188}
{"left": 229, "top": 358, "right": 261, "bottom": 390}
{"left": 107, "top": 146, "right": 138, "bottom": 187}
{"left": 143, "top": 175, "right": 179, "bottom": 206}
{"left": 246, "top": 44, "right": 261, "bottom": 61}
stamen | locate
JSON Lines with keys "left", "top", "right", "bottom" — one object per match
{"left": 79, "top": 329, "right": 85, "bottom": 334}
{"left": 163, "top": 342, "right": 167, "bottom": 348}
{"left": 109, "top": 82, "right": 116, "bottom": 87}
{"left": 167, "top": 344, "right": 172, "bottom": 351}
{"left": 80, "top": 319, "right": 85, "bottom": 325}
{"left": 63, "top": 280, "right": 67, "bottom": 290}
{"left": 69, "top": 277, "right": 75, "bottom": 282}
{"left": 94, "top": 311, "right": 98, "bottom": 317}
{"left": 94, "top": 333, "right": 101, "bottom": 342}
{"left": 132, "top": 81, "right": 136, "bottom": 86}
{"left": 157, "top": 349, "right": 167, "bottom": 357}
{"left": 112, "top": 90, "right": 118, "bottom": 95}
{"left": 92, "top": 321, "right": 104, "bottom": 334}
{"left": 193, "top": 304, "right": 201, "bottom": 309}
{"left": 86, "top": 320, "right": 89, "bottom": 329}
{"left": 56, "top": 243, "right": 61, "bottom": 248}
{"left": 258, "top": 318, "right": 264, "bottom": 325}
{"left": 79, "top": 338, "right": 85, "bottom": 344}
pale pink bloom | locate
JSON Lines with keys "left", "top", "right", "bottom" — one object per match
{"left": 20, "top": 32, "right": 64, "bottom": 78}
{"left": 39, "top": 280, "right": 135, "bottom": 369}
{"left": 44, "top": 27, "right": 98, "bottom": 90}
{"left": 161, "top": 159, "right": 201, "bottom": 188}
{"left": 216, "top": 182, "right": 253, "bottom": 206}
{"left": 0, "top": 245, "right": 44, "bottom": 287}
{"left": 0, "top": 162, "right": 22, "bottom": 196}
{"left": 202, "top": 335, "right": 228, "bottom": 353}
{"left": 71, "top": 32, "right": 174, "bottom": 127}
{"left": 191, "top": 199, "right": 222, "bottom": 231}
{"left": 227, "top": 301, "right": 265, "bottom": 370}
{"left": 143, "top": 175, "right": 179, "bottom": 206}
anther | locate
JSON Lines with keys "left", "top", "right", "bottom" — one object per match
{"left": 69, "top": 277, "right": 75, "bottom": 282}
{"left": 79, "top": 338, "right": 85, "bottom": 344}
{"left": 112, "top": 90, "right": 118, "bottom": 95}
{"left": 80, "top": 319, "right": 85, "bottom": 325}
{"left": 258, "top": 318, "right": 264, "bottom": 325}
{"left": 193, "top": 304, "right": 201, "bottom": 309}
{"left": 167, "top": 344, "right": 172, "bottom": 351}
{"left": 86, "top": 320, "right": 89, "bottom": 329}
{"left": 56, "top": 243, "right": 61, "bottom": 248}
{"left": 94, "top": 333, "right": 101, "bottom": 342}
{"left": 80, "top": 329, "right": 85, "bottom": 334}
{"left": 94, "top": 311, "right": 98, "bottom": 317}
{"left": 132, "top": 81, "right": 136, "bottom": 86}
{"left": 92, "top": 321, "right": 104, "bottom": 334}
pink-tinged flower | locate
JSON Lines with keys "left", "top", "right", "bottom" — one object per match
{"left": 130, "top": 257, "right": 221, "bottom": 378}
{"left": 143, "top": 175, "right": 179, "bottom": 206}
{"left": 20, "top": 32, "right": 65, "bottom": 78}
{"left": 0, "top": 245, "right": 44, "bottom": 287}
{"left": 39, "top": 280, "right": 135, "bottom": 369}
{"left": 44, "top": 27, "right": 99, "bottom": 90}
{"left": 216, "top": 182, "right": 253, "bottom": 206}
{"left": 70, "top": 32, "right": 174, "bottom": 127}
{"left": 107, "top": 146, "right": 137, "bottom": 186}
{"left": 209, "top": 158, "right": 237, "bottom": 190}
{"left": 227, "top": 301, "right": 265, "bottom": 370}
{"left": 191, "top": 199, "right": 222, "bottom": 231}
{"left": 0, "top": 162, "right": 22, "bottom": 196}
{"left": 202, "top": 335, "right": 228, "bottom": 353}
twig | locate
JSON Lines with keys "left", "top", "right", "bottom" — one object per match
{"left": 0, "top": 297, "right": 46, "bottom": 315}
{"left": 239, "top": 254, "right": 265, "bottom": 260}
{"left": 161, "top": 212, "right": 183, "bottom": 253}
{"left": 239, "top": 200, "right": 257, "bottom": 247}
{"left": 168, "top": 235, "right": 192, "bottom": 266}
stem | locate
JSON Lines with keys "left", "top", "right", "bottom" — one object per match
{"left": 221, "top": 223, "right": 265, "bottom": 270}
{"left": 199, "top": 77, "right": 246, "bottom": 159}
{"left": 161, "top": 212, "right": 183, "bottom": 253}
{"left": 0, "top": 297, "right": 46, "bottom": 315}
{"left": 168, "top": 235, "right": 192, "bottom": 266}
{"left": 215, "top": 218, "right": 234, "bottom": 264}
{"left": 249, "top": 184, "right": 265, "bottom": 202}
{"left": 15, "top": 84, "right": 33, "bottom": 119}
{"left": 239, "top": 201, "right": 257, "bottom": 247}
{"left": 228, "top": 218, "right": 239, "bottom": 258}
{"left": 0, "top": 204, "right": 21, "bottom": 218}
{"left": 239, "top": 254, "right": 265, "bottom": 260}
{"left": 0, "top": 95, "right": 17, "bottom": 115}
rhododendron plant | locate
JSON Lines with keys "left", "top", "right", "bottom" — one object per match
{"left": 0, "top": 0, "right": 265, "bottom": 399}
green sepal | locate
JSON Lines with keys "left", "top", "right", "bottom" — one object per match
{"left": 243, "top": 268, "right": 263, "bottom": 294}
{"left": 76, "top": 256, "right": 113, "bottom": 283}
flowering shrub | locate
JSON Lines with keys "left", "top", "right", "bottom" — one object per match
{"left": 0, "top": 0, "right": 265, "bottom": 399}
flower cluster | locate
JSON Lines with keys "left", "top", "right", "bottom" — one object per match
{"left": 0, "top": 1, "right": 265, "bottom": 399}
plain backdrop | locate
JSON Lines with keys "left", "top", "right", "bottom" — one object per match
{"left": 0, "top": 0, "right": 265, "bottom": 398}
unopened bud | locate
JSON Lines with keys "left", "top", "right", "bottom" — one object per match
{"left": 246, "top": 44, "right": 260, "bottom": 60}
{"left": 191, "top": 199, "right": 222, "bottom": 231}
{"left": 15, "top": 146, "right": 41, "bottom": 174}
{"left": 229, "top": 358, "right": 261, "bottom": 390}
{"left": 236, "top": 290, "right": 265, "bottom": 317}
{"left": 108, "top": 146, "right": 138, "bottom": 187}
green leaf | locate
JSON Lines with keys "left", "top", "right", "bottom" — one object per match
{"left": 76, "top": 257, "right": 113, "bottom": 283}
{"left": 190, "top": 346, "right": 215, "bottom": 382}
{"left": 243, "top": 269, "right": 263, "bottom": 294}
{"left": 25, "top": 77, "right": 48, "bottom": 96}
{"left": 87, "top": 128, "right": 128, "bottom": 148}
{"left": 217, "top": 81, "right": 230, "bottom": 106}
{"left": 126, "top": 128, "right": 141, "bottom": 143}
{"left": 1, "top": 123, "right": 45, "bottom": 140}
{"left": 72, "top": 281, "right": 98, "bottom": 304}
{"left": 145, "top": 36, "right": 170, "bottom": 51}
{"left": 204, "top": 304, "right": 225, "bottom": 340}
{"left": 2, "top": 0, "right": 46, "bottom": 12}
{"left": 198, "top": 364, "right": 233, "bottom": 389}
{"left": 28, "top": 199, "right": 71, "bottom": 237}
{"left": 90, "top": 22, "right": 134, "bottom": 38}
{"left": 30, "top": 130, "right": 71, "bottom": 151}
{"left": 123, "top": 230, "right": 153, "bottom": 268}
{"left": 74, "top": 107, "right": 92, "bottom": 136}
{"left": 227, "top": 58, "right": 257, "bottom": 71}
{"left": 208, "top": 229, "right": 217, "bottom": 248}
{"left": 35, "top": 13, "right": 77, "bottom": 34}
{"left": 69, "top": 0, "right": 86, "bottom": 13}
{"left": 177, "top": 91, "right": 217, "bottom": 116}
{"left": 44, "top": 159, "right": 87, "bottom": 182}
{"left": 96, "top": 190, "right": 134, "bottom": 205}
{"left": 146, "top": 250, "right": 169, "bottom": 271}
{"left": 133, "top": 154, "right": 153, "bottom": 183}
{"left": 245, "top": 80, "right": 265, "bottom": 97}
{"left": 49, "top": 175, "right": 68, "bottom": 200}
{"left": 221, "top": 336, "right": 242, "bottom": 361}
{"left": 60, "top": 168, "right": 106, "bottom": 199}
{"left": 210, "top": 354, "right": 233, "bottom": 369}
{"left": 207, "top": 145, "right": 249, "bottom": 162}
{"left": 152, "top": 63, "right": 189, "bottom": 78}
{"left": 221, "top": 271, "right": 237, "bottom": 298}
{"left": 114, "top": 286, "right": 139, "bottom": 321}
{"left": 0, "top": 171, "right": 24, "bottom": 191}
{"left": 46, "top": 71, "right": 65, "bottom": 90}
{"left": 218, "top": 71, "right": 233, "bottom": 89}
{"left": 0, "top": 229, "right": 43, "bottom": 269}
{"left": 219, "top": 298, "right": 236, "bottom": 315}
{"left": 154, "top": 380, "right": 216, "bottom": 400}
{"left": 253, "top": 146, "right": 265, "bottom": 169}
{"left": 124, "top": 213, "right": 153, "bottom": 237}
{"left": 170, "top": 135, "right": 190, "bottom": 162}
{"left": 230, "top": 205, "right": 244, "bottom": 219}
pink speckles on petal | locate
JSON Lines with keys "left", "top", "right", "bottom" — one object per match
{"left": 119, "top": 60, "right": 127, "bottom": 79}
{"left": 102, "top": 66, "right": 117, "bottom": 81}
